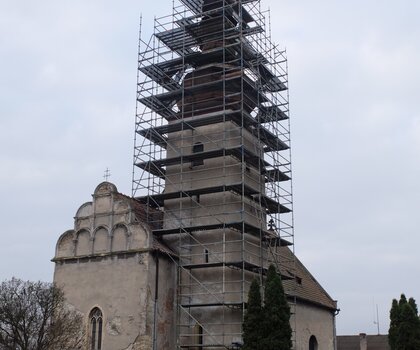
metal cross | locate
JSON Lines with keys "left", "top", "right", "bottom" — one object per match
{"left": 103, "top": 168, "right": 111, "bottom": 181}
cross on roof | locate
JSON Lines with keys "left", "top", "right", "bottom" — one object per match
{"left": 103, "top": 168, "right": 111, "bottom": 182}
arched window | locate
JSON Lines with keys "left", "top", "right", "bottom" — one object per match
{"left": 90, "top": 308, "right": 103, "bottom": 350}
{"left": 309, "top": 335, "right": 318, "bottom": 350}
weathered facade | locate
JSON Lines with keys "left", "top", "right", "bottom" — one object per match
{"left": 53, "top": 182, "right": 337, "bottom": 350}
{"left": 53, "top": 182, "right": 176, "bottom": 350}
{"left": 285, "top": 250, "right": 338, "bottom": 350}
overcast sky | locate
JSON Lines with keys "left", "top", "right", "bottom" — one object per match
{"left": 1, "top": 0, "right": 419, "bottom": 336}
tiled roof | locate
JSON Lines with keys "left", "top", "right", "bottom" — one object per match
{"left": 114, "top": 192, "right": 163, "bottom": 230}
{"left": 280, "top": 247, "right": 337, "bottom": 311}
{"left": 152, "top": 238, "right": 177, "bottom": 258}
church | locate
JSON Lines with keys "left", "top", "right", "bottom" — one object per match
{"left": 54, "top": 182, "right": 337, "bottom": 350}
{"left": 53, "top": 0, "right": 338, "bottom": 349}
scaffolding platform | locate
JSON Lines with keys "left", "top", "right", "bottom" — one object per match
{"left": 136, "top": 182, "right": 291, "bottom": 213}
{"left": 135, "top": 146, "right": 270, "bottom": 178}
{"left": 180, "top": 0, "right": 256, "bottom": 23}
{"left": 181, "top": 261, "right": 294, "bottom": 280}
{"left": 152, "top": 221, "right": 292, "bottom": 246}
{"left": 140, "top": 42, "right": 285, "bottom": 93}
{"left": 137, "top": 73, "right": 275, "bottom": 118}
{"left": 137, "top": 110, "right": 288, "bottom": 152}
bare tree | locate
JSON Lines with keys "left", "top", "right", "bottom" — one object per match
{"left": 0, "top": 278, "right": 85, "bottom": 350}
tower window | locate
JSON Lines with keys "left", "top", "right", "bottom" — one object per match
{"left": 90, "top": 308, "right": 103, "bottom": 350}
{"left": 192, "top": 142, "right": 204, "bottom": 166}
{"left": 205, "top": 249, "right": 209, "bottom": 263}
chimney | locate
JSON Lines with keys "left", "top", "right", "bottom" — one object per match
{"left": 359, "top": 333, "right": 367, "bottom": 350}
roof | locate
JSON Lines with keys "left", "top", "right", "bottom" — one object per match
{"left": 152, "top": 238, "right": 178, "bottom": 258}
{"left": 280, "top": 247, "right": 337, "bottom": 311}
{"left": 113, "top": 192, "right": 174, "bottom": 257}
{"left": 337, "top": 335, "right": 390, "bottom": 350}
{"left": 113, "top": 191, "right": 163, "bottom": 230}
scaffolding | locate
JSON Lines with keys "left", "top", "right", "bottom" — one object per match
{"left": 133, "top": 0, "right": 295, "bottom": 348}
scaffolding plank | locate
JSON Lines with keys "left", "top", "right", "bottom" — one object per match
{"left": 184, "top": 16, "right": 263, "bottom": 45}
{"left": 179, "top": 0, "right": 202, "bottom": 15}
{"left": 138, "top": 73, "right": 271, "bottom": 121}
{"left": 139, "top": 41, "right": 282, "bottom": 94}
{"left": 257, "top": 126, "right": 289, "bottom": 152}
{"left": 152, "top": 221, "right": 292, "bottom": 246}
{"left": 180, "top": 302, "right": 243, "bottom": 308}
{"left": 156, "top": 27, "right": 197, "bottom": 54}
{"left": 258, "top": 64, "right": 287, "bottom": 92}
{"left": 135, "top": 146, "right": 268, "bottom": 177}
{"left": 179, "top": 346, "right": 227, "bottom": 349}
{"left": 140, "top": 44, "right": 256, "bottom": 83}
{"left": 181, "top": 261, "right": 294, "bottom": 279}
{"left": 137, "top": 183, "right": 258, "bottom": 206}
{"left": 137, "top": 94, "right": 178, "bottom": 120}
{"left": 138, "top": 128, "right": 168, "bottom": 148}
{"left": 140, "top": 51, "right": 217, "bottom": 87}
{"left": 182, "top": 261, "right": 261, "bottom": 272}
{"left": 257, "top": 104, "right": 289, "bottom": 123}
{"left": 264, "top": 168, "right": 290, "bottom": 183}
{"left": 137, "top": 180, "right": 290, "bottom": 214}
{"left": 136, "top": 161, "right": 166, "bottom": 179}
{"left": 180, "top": 0, "right": 257, "bottom": 23}
{"left": 255, "top": 194, "right": 291, "bottom": 214}
{"left": 263, "top": 235, "right": 287, "bottom": 247}
{"left": 145, "top": 25, "right": 285, "bottom": 95}
{"left": 138, "top": 110, "right": 248, "bottom": 145}
{"left": 139, "top": 64, "right": 181, "bottom": 92}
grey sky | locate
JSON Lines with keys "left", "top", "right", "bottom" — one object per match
{"left": 1, "top": 0, "right": 419, "bottom": 336}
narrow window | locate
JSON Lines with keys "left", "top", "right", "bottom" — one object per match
{"left": 98, "top": 317, "right": 103, "bottom": 350}
{"left": 91, "top": 319, "right": 96, "bottom": 350}
{"left": 205, "top": 249, "right": 209, "bottom": 263}
{"left": 192, "top": 142, "right": 204, "bottom": 166}
{"left": 309, "top": 335, "right": 318, "bottom": 350}
{"left": 90, "top": 308, "right": 103, "bottom": 350}
{"left": 194, "top": 323, "right": 204, "bottom": 349}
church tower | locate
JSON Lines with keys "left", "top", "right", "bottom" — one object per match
{"left": 53, "top": 1, "right": 338, "bottom": 350}
{"left": 133, "top": 0, "right": 294, "bottom": 348}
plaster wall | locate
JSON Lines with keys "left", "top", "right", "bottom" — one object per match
{"left": 53, "top": 182, "right": 177, "bottom": 350}
{"left": 148, "top": 254, "right": 177, "bottom": 350}
{"left": 293, "top": 302, "right": 336, "bottom": 350}
{"left": 54, "top": 254, "right": 153, "bottom": 350}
